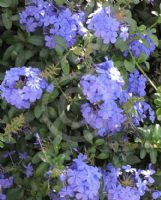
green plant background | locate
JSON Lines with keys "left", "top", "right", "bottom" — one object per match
{"left": 1, "top": 0, "right": 161, "bottom": 199}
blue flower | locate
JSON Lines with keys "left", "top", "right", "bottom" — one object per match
{"left": 0, "top": 173, "right": 13, "bottom": 200}
{"left": 19, "top": 151, "right": 29, "bottom": 161}
{"left": 87, "top": 7, "right": 128, "bottom": 44}
{"left": 81, "top": 57, "right": 155, "bottom": 136}
{"left": 59, "top": 154, "right": 102, "bottom": 200}
{"left": 103, "top": 164, "right": 156, "bottom": 200}
{"left": 120, "top": 26, "right": 129, "bottom": 41}
{"left": 3, "top": 150, "right": 16, "bottom": 158}
{"left": 19, "top": 0, "right": 53, "bottom": 32}
{"left": 127, "top": 69, "right": 146, "bottom": 97}
{"left": 0, "top": 67, "right": 53, "bottom": 109}
{"left": 124, "top": 34, "right": 155, "bottom": 58}
{"left": 25, "top": 163, "right": 33, "bottom": 178}
{"left": 20, "top": 0, "right": 86, "bottom": 49}
{"left": 0, "top": 194, "right": 6, "bottom": 200}
{"left": 152, "top": 191, "right": 161, "bottom": 199}
{"left": 133, "top": 101, "right": 155, "bottom": 124}
{"left": 0, "top": 175, "right": 13, "bottom": 189}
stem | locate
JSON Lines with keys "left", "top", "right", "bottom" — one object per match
{"left": 150, "top": 19, "right": 159, "bottom": 29}
{"left": 135, "top": 61, "right": 158, "bottom": 91}
{"left": 55, "top": 79, "right": 69, "bottom": 101}
{"left": 36, "top": 133, "right": 48, "bottom": 162}
{"left": 9, "top": 154, "right": 14, "bottom": 166}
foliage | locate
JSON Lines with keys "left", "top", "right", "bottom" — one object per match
{"left": 0, "top": 0, "right": 161, "bottom": 199}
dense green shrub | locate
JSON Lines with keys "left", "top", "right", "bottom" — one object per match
{"left": 1, "top": 0, "right": 161, "bottom": 199}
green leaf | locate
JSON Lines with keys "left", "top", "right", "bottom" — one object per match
{"left": 28, "top": 35, "right": 44, "bottom": 46}
{"left": 83, "top": 131, "right": 93, "bottom": 144}
{"left": 95, "top": 139, "right": 105, "bottom": 146}
{"left": 34, "top": 105, "right": 43, "bottom": 119}
{"left": 154, "top": 99, "right": 161, "bottom": 106}
{"left": 115, "top": 39, "right": 128, "bottom": 51}
{"left": 48, "top": 107, "right": 57, "bottom": 120}
{"left": 140, "top": 149, "right": 146, "bottom": 159}
{"left": 150, "top": 150, "right": 157, "bottom": 164}
{"left": 0, "top": 141, "right": 4, "bottom": 148}
{"left": 40, "top": 48, "right": 49, "bottom": 58}
{"left": 54, "top": 36, "right": 67, "bottom": 55}
{"left": 144, "top": 61, "right": 150, "bottom": 70}
{"left": 3, "top": 134, "right": 16, "bottom": 144}
{"left": 149, "top": 34, "right": 159, "bottom": 46}
{"left": 156, "top": 109, "right": 161, "bottom": 121}
{"left": 8, "top": 107, "right": 17, "bottom": 119}
{"left": 7, "top": 188, "right": 24, "bottom": 200}
{"left": 124, "top": 60, "right": 135, "bottom": 72}
{"left": 2, "top": 11, "right": 12, "bottom": 30}
{"left": 138, "top": 53, "right": 147, "bottom": 63}
{"left": 0, "top": 0, "right": 9, "bottom": 7}
{"left": 31, "top": 180, "right": 38, "bottom": 191}
{"left": 97, "top": 152, "right": 109, "bottom": 159}
{"left": 3, "top": 45, "right": 15, "bottom": 61}
{"left": 32, "top": 152, "right": 41, "bottom": 164}
{"left": 35, "top": 163, "right": 49, "bottom": 176}
{"left": 9, "top": 0, "right": 18, "bottom": 9}
{"left": 24, "top": 111, "right": 35, "bottom": 122}
{"left": 61, "top": 57, "right": 70, "bottom": 74}
{"left": 55, "top": 0, "right": 65, "bottom": 5}
{"left": 153, "top": 124, "right": 161, "bottom": 138}
{"left": 15, "top": 51, "right": 25, "bottom": 66}
{"left": 126, "top": 155, "right": 140, "bottom": 165}
{"left": 24, "top": 50, "right": 35, "bottom": 60}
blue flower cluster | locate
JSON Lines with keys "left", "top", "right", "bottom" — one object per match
{"left": 124, "top": 69, "right": 155, "bottom": 124}
{"left": 44, "top": 8, "right": 86, "bottom": 49}
{"left": 127, "top": 69, "right": 146, "bottom": 97}
{"left": 59, "top": 154, "right": 102, "bottom": 200}
{"left": 25, "top": 163, "right": 33, "bottom": 178}
{"left": 103, "top": 163, "right": 156, "bottom": 200}
{"left": 124, "top": 34, "right": 155, "bottom": 58}
{"left": 20, "top": 0, "right": 86, "bottom": 49}
{"left": 80, "top": 58, "right": 154, "bottom": 136}
{"left": 19, "top": 0, "right": 53, "bottom": 32}
{"left": 57, "top": 155, "right": 160, "bottom": 200}
{"left": 0, "top": 67, "right": 53, "bottom": 109}
{"left": 87, "top": 7, "right": 129, "bottom": 44}
{"left": 133, "top": 101, "right": 155, "bottom": 125}
{"left": 81, "top": 57, "right": 125, "bottom": 136}
{"left": 0, "top": 173, "right": 13, "bottom": 200}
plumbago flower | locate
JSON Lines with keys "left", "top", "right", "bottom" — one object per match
{"left": 152, "top": 191, "right": 161, "bottom": 199}
{"left": 0, "top": 173, "right": 13, "bottom": 200}
{"left": 43, "top": 8, "right": 86, "bottom": 49}
{"left": 0, "top": 67, "right": 53, "bottom": 109}
{"left": 25, "top": 163, "right": 33, "bottom": 178}
{"left": 103, "top": 164, "right": 156, "bottom": 200}
{"left": 124, "top": 33, "right": 155, "bottom": 58}
{"left": 20, "top": 0, "right": 86, "bottom": 49}
{"left": 59, "top": 154, "right": 102, "bottom": 200}
{"left": 80, "top": 57, "right": 126, "bottom": 136}
{"left": 87, "top": 7, "right": 129, "bottom": 44}
{"left": 120, "top": 69, "right": 155, "bottom": 125}
{"left": 19, "top": 151, "right": 29, "bottom": 161}
{"left": 19, "top": 0, "right": 53, "bottom": 32}
{"left": 80, "top": 58, "right": 155, "bottom": 136}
